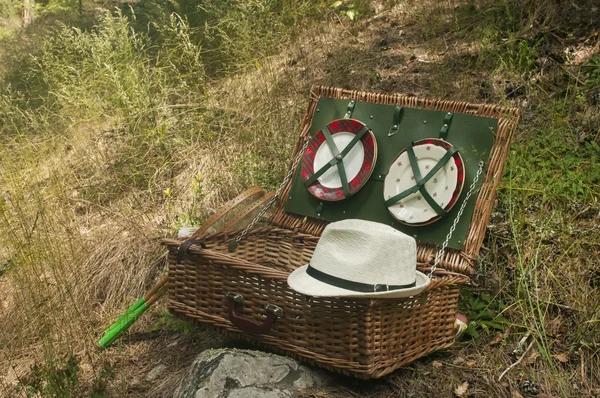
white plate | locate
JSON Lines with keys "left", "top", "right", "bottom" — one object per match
{"left": 313, "top": 132, "right": 365, "bottom": 189}
{"left": 384, "top": 141, "right": 461, "bottom": 224}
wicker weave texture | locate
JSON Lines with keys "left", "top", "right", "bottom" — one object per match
{"left": 270, "top": 86, "right": 520, "bottom": 275}
{"left": 163, "top": 229, "right": 463, "bottom": 379}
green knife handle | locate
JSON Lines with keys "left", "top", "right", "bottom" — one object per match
{"left": 103, "top": 298, "right": 146, "bottom": 334}
{"left": 98, "top": 302, "right": 148, "bottom": 349}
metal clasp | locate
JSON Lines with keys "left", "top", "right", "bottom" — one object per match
{"left": 226, "top": 292, "right": 244, "bottom": 304}
{"left": 374, "top": 284, "right": 389, "bottom": 292}
{"left": 265, "top": 304, "right": 284, "bottom": 318}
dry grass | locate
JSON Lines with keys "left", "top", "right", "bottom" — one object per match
{"left": 1, "top": 0, "right": 599, "bottom": 397}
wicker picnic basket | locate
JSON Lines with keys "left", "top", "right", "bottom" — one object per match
{"left": 162, "top": 86, "right": 520, "bottom": 379}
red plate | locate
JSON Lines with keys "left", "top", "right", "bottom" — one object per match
{"left": 301, "top": 119, "right": 377, "bottom": 201}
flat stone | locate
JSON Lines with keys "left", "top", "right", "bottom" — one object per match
{"left": 226, "top": 387, "right": 293, "bottom": 398}
{"left": 175, "top": 348, "right": 333, "bottom": 398}
{"left": 146, "top": 364, "right": 167, "bottom": 382}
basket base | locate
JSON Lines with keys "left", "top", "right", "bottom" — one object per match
{"left": 168, "top": 299, "right": 457, "bottom": 380}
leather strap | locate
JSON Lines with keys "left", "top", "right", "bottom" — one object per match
{"left": 406, "top": 144, "right": 423, "bottom": 183}
{"left": 190, "top": 186, "right": 264, "bottom": 239}
{"left": 338, "top": 125, "right": 369, "bottom": 159}
{"left": 388, "top": 105, "right": 402, "bottom": 136}
{"left": 344, "top": 100, "right": 356, "bottom": 118}
{"left": 306, "top": 265, "right": 416, "bottom": 293}
{"left": 420, "top": 186, "right": 446, "bottom": 216}
{"left": 176, "top": 240, "right": 206, "bottom": 264}
{"left": 439, "top": 112, "right": 453, "bottom": 140}
{"left": 221, "top": 191, "right": 275, "bottom": 231}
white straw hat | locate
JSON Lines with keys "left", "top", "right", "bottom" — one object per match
{"left": 287, "top": 219, "right": 430, "bottom": 298}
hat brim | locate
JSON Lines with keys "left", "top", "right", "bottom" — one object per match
{"left": 287, "top": 265, "right": 430, "bottom": 298}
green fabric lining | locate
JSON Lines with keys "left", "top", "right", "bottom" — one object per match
{"left": 284, "top": 97, "right": 498, "bottom": 250}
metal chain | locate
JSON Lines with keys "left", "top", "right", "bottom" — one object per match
{"left": 229, "top": 140, "right": 310, "bottom": 250}
{"left": 429, "top": 161, "right": 485, "bottom": 278}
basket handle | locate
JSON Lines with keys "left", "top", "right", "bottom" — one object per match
{"left": 226, "top": 292, "right": 282, "bottom": 335}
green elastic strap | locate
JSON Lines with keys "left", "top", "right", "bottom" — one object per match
{"left": 420, "top": 185, "right": 446, "bottom": 216}
{"left": 384, "top": 145, "right": 458, "bottom": 214}
{"left": 344, "top": 100, "right": 356, "bottom": 118}
{"left": 304, "top": 125, "right": 370, "bottom": 198}
{"left": 339, "top": 125, "right": 369, "bottom": 158}
{"left": 406, "top": 144, "right": 423, "bottom": 183}
{"left": 388, "top": 106, "right": 402, "bottom": 136}
{"left": 439, "top": 112, "right": 453, "bottom": 140}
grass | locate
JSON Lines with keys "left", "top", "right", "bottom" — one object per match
{"left": 1, "top": 0, "right": 599, "bottom": 397}
{"left": 0, "top": 1, "right": 330, "bottom": 395}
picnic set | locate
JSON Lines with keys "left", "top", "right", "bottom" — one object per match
{"left": 99, "top": 86, "right": 519, "bottom": 379}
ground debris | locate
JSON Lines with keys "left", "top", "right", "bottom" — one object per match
{"left": 454, "top": 381, "right": 469, "bottom": 397}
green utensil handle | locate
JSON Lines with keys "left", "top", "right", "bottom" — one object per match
{"left": 98, "top": 302, "right": 149, "bottom": 349}
{"left": 103, "top": 298, "right": 146, "bottom": 334}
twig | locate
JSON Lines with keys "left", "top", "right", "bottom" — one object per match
{"left": 499, "top": 340, "right": 535, "bottom": 381}
{"left": 580, "top": 348, "right": 588, "bottom": 390}
{"left": 437, "top": 361, "right": 494, "bottom": 372}
{"left": 512, "top": 333, "right": 531, "bottom": 356}
{"left": 544, "top": 300, "right": 583, "bottom": 312}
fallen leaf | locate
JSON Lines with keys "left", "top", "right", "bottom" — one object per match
{"left": 552, "top": 353, "right": 569, "bottom": 363}
{"left": 432, "top": 361, "right": 443, "bottom": 369}
{"left": 491, "top": 327, "right": 511, "bottom": 346}
{"left": 454, "top": 381, "right": 469, "bottom": 397}
{"left": 527, "top": 350, "right": 540, "bottom": 363}
{"left": 511, "top": 390, "right": 524, "bottom": 398}
{"left": 536, "top": 394, "right": 555, "bottom": 398}
{"left": 490, "top": 332, "right": 504, "bottom": 346}
{"left": 466, "top": 359, "right": 477, "bottom": 367}
{"left": 453, "top": 356, "right": 465, "bottom": 365}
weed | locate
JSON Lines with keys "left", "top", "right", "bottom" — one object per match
{"left": 330, "top": 1, "right": 370, "bottom": 22}
{"left": 89, "top": 362, "right": 115, "bottom": 398}
{"left": 459, "top": 289, "right": 510, "bottom": 339}
{"left": 501, "top": 131, "right": 600, "bottom": 205}
{"left": 152, "top": 310, "right": 199, "bottom": 336}
{"left": 15, "top": 354, "right": 116, "bottom": 398}
{"left": 16, "top": 353, "right": 80, "bottom": 398}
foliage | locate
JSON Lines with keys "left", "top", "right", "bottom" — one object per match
{"left": 459, "top": 289, "right": 510, "bottom": 339}
{"left": 502, "top": 130, "right": 600, "bottom": 205}
{"left": 584, "top": 56, "right": 600, "bottom": 91}
{"left": 124, "top": 0, "right": 329, "bottom": 76}
{"left": 152, "top": 310, "right": 199, "bottom": 336}
{"left": 16, "top": 353, "right": 80, "bottom": 398}
{"left": 330, "top": 0, "right": 368, "bottom": 21}
{"left": 15, "top": 353, "right": 115, "bottom": 398}
{"left": 0, "top": 0, "right": 20, "bottom": 20}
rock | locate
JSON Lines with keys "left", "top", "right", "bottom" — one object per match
{"left": 147, "top": 364, "right": 167, "bottom": 382}
{"left": 174, "top": 348, "right": 333, "bottom": 398}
